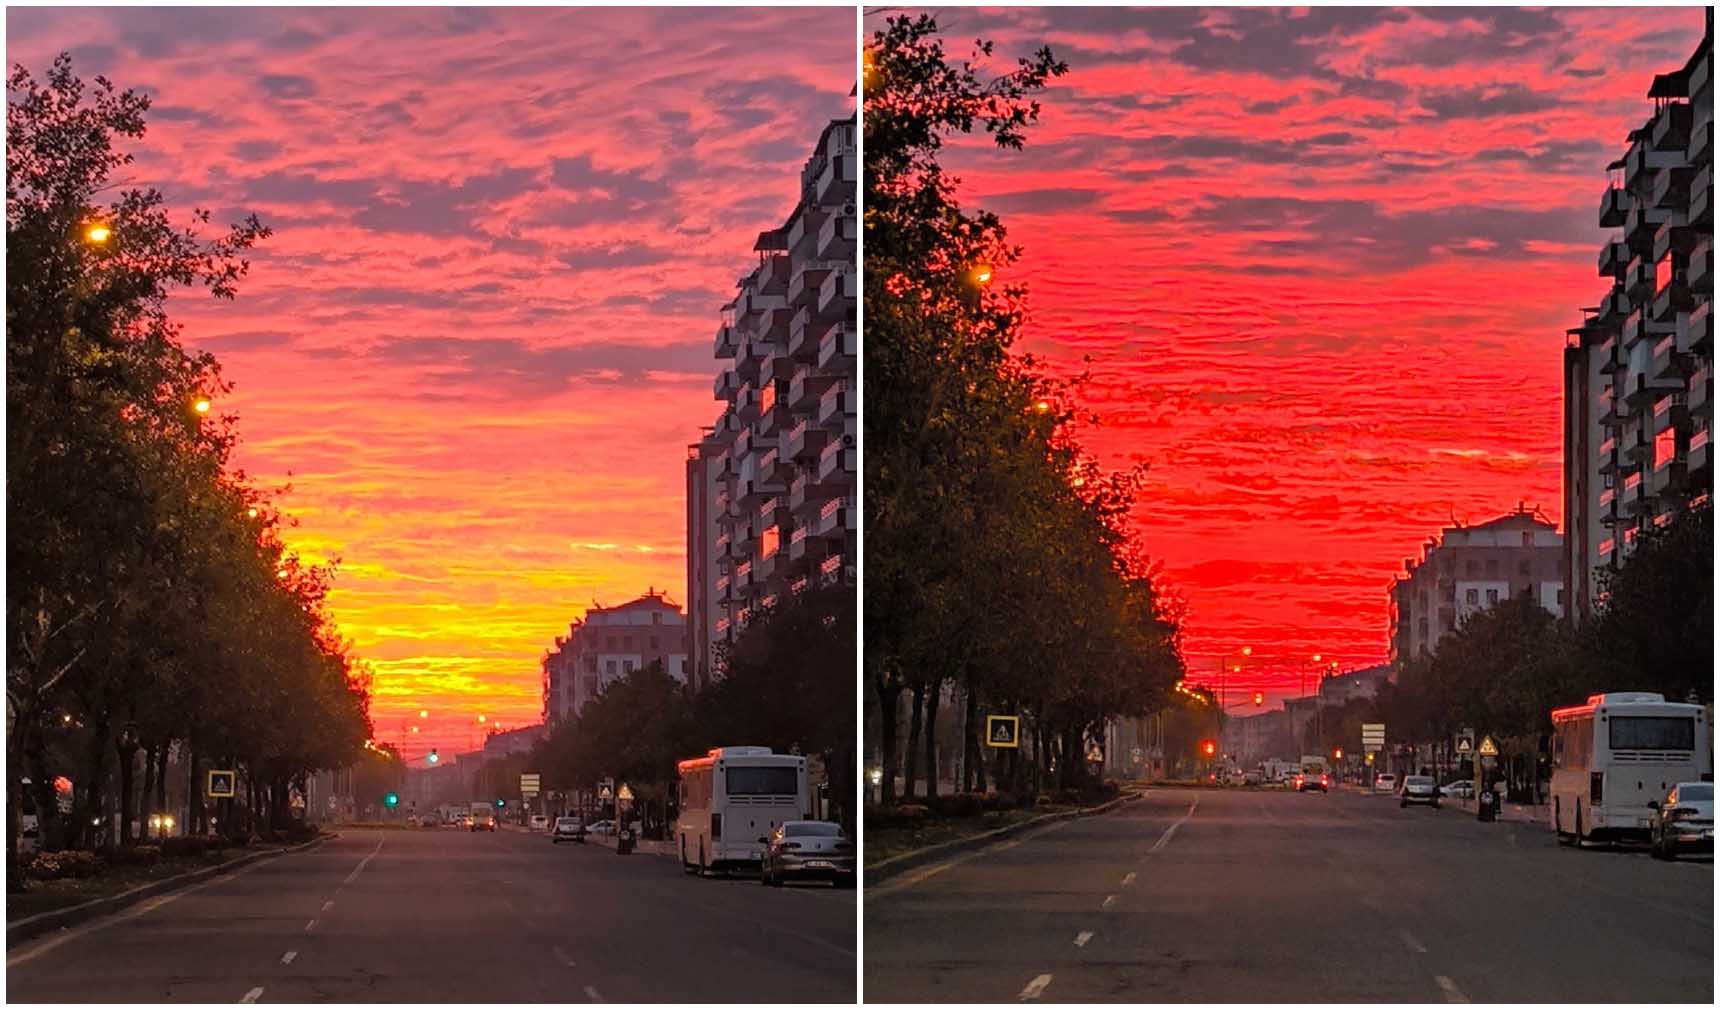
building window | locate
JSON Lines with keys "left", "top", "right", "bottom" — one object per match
{"left": 1466, "top": 589, "right": 1479, "bottom": 605}
{"left": 1485, "top": 588, "right": 1499, "bottom": 604}
{"left": 606, "top": 660, "right": 617, "bottom": 675}
{"left": 607, "top": 636, "right": 617, "bottom": 649}
{"left": 623, "top": 636, "right": 633, "bottom": 649}
{"left": 624, "top": 660, "right": 634, "bottom": 674}
{"left": 1466, "top": 561, "right": 1480, "bottom": 577}
{"left": 1485, "top": 559, "right": 1499, "bottom": 577}
{"left": 653, "top": 611, "right": 662, "bottom": 624}
{"left": 1557, "top": 588, "right": 1566, "bottom": 605}
{"left": 649, "top": 636, "right": 659, "bottom": 650}
{"left": 1518, "top": 560, "right": 1530, "bottom": 576}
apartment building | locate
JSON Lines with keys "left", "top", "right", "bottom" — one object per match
{"left": 541, "top": 590, "right": 689, "bottom": 724}
{"left": 1564, "top": 14, "right": 1713, "bottom": 622}
{"left": 686, "top": 116, "right": 857, "bottom": 681}
{"left": 1389, "top": 506, "right": 1565, "bottom": 666}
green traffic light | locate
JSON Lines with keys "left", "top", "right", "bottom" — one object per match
{"left": 495, "top": 799, "right": 505, "bottom": 808}
{"left": 385, "top": 792, "right": 399, "bottom": 807}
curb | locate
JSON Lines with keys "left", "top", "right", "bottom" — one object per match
{"left": 588, "top": 832, "right": 675, "bottom": 859}
{"left": 864, "top": 790, "right": 1144, "bottom": 884}
{"left": 6, "top": 833, "right": 336, "bottom": 948}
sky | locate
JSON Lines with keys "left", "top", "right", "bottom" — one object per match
{"left": 7, "top": 7, "right": 855, "bottom": 760}
{"left": 896, "top": 6, "right": 1708, "bottom": 709}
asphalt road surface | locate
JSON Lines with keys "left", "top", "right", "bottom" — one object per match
{"left": 8, "top": 827, "right": 855, "bottom": 1003}
{"left": 865, "top": 786, "right": 1712, "bottom": 1003}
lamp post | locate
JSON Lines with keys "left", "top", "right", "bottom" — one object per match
{"left": 116, "top": 721, "right": 140, "bottom": 848}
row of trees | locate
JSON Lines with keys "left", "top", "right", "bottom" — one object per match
{"left": 7, "top": 56, "right": 371, "bottom": 884}
{"left": 864, "top": 15, "right": 1185, "bottom": 805}
{"left": 1300, "top": 503, "right": 1712, "bottom": 795}
{"left": 529, "top": 583, "right": 857, "bottom": 831}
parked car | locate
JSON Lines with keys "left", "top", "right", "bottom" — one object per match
{"left": 1243, "top": 770, "right": 1265, "bottom": 787}
{"left": 551, "top": 816, "right": 587, "bottom": 844}
{"left": 470, "top": 811, "right": 496, "bottom": 832}
{"left": 760, "top": 821, "right": 855, "bottom": 888}
{"left": 1650, "top": 782, "right": 1714, "bottom": 860}
{"left": 1374, "top": 774, "right": 1398, "bottom": 794}
{"left": 529, "top": 814, "right": 551, "bottom": 832}
{"left": 585, "top": 819, "right": 616, "bottom": 837}
{"left": 1440, "top": 780, "right": 1475, "bottom": 800}
{"left": 1294, "top": 772, "right": 1329, "bottom": 793}
{"left": 1400, "top": 775, "right": 1440, "bottom": 808}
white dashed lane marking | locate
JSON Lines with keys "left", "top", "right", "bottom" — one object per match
{"left": 1101, "top": 894, "right": 1117, "bottom": 909}
{"left": 1399, "top": 929, "right": 1427, "bottom": 954}
{"left": 1073, "top": 931, "right": 1093, "bottom": 948}
{"left": 583, "top": 984, "right": 605, "bottom": 1002}
{"left": 552, "top": 946, "right": 577, "bottom": 968}
{"left": 1019, "top": 974, "right": 1053, "bottom": 1001}
{"left": 1121, "top": 871, "right": 1136, "bottom": 887}
{"left": 279, "top": 950, "right": 298, "bottom": 965}
{"left": 239, "top": 986, "right": 264, "bottom": 1003}
{"left": 1435, "top": 975, "right": 1469, "bottom": 1003}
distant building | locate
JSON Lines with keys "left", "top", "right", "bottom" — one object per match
{"left": 541, "top": 591, "right": 688, "bottom": 724}
{"left": 1319, "top": 664, "right": 1389, "bottom": 705}
{"left": 483, "top": 724, "right": 545, "bottom": 759}
{"left": 1563, "top": 13, "right": 1713, "bottom": 622}
{"left": 1389, "top": 506, "right": 1564, "bottom": 667}
{"left": 687, "top": 115, "right": 857, "bottom": 684}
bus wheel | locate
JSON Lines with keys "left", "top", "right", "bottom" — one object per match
{"left": 698, "top": 842, "right": 708, "bottom": 877}
{"left": 681, "top": 838, "right": 697, "bottom": 875}
{"left": 1554, "top": 800, "right": 1574, "bottom": 846}
{"left": 1575, "top": 802, "right": 1587, "bottom": 847}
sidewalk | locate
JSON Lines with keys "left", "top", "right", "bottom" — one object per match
{"left": 1440, "top": 795, "right": 1549, "bottom": 826}
{"left": 588, "top": 831, "right": 676, "bottom": 859}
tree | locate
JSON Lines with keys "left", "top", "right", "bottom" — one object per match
{"left": 1579, "top": 502, "right": 1712, "bottom": 703}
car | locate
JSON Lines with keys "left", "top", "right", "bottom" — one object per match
{"left": 470, "top": 811, "right": 496, "bottom": 832}
{"left": 1650, "top": 782, "right": 1714, "bottom": 860}
{"left": 529, "top": 814, "right": 551, "bottom": 833}
{"left": 585, "top": 819, "right": 616, "bottom": 837}
{"left": 1440, "top": 780, "right": 1475, "bottom": 800}
{"left": 760, "top": 821, "right": 855, "bottom": 888}
{"left": 405, "top": 814, "right": 419, "bottom": 827}
{"left": 551, "top": 816, "right": 587, "bottom": 844}
{"left": 1400, "top": 774, "right": 1440, "bottom": 808}
{"left": 1243, "top": 770, "right": 1265, "bottom": 787}
{"left": 1294, "top": 772, "right": 1329, "bottom": 793}
{"left": 1374, "top": 773, "right": 1398, "bottom": 793}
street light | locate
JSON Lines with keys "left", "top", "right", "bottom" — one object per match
{"left": 84, "top": 222, "right": 111, "bottom": 244}
{"left": 419, "top": 710, "right": 429, "bottom": 719}
{"left": 193, "top": 398, "right": 211, "bottom": 414}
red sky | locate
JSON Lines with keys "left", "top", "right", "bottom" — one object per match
{"left": 8, "top": 7, "right": 855, "bottom": 761}
{"left": 900, "top": 6, "right": 1706, "bottom": 709}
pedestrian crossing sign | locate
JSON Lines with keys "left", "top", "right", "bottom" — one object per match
{"left": 986, "top": 715, "right": 1020, "bottom": 749}
{"left": 1478, "top": 736, "right": 1499, "bottom": 757}
{"left": 207, "top": 770, "right": 236, "bottom": 798}
{"left": 1456, "top": 737, "right": 1473, "bottom": 754}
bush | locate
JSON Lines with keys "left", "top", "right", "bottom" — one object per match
{"left": 28, "top": 850, "right": 105, "bottom": 879}
{"left": 930, "top": 794, "right": 984, "bottom": 818}
{"left": 160, "top": 836, "right": 210, "bottom": 859}
{"left": 985, "top": 792, "right": 1019, "bottom": 812}
{"left": 1034, "top": 793, "right": 1054, "bottom": 806}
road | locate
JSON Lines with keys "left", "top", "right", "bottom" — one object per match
{"left": 865, "top": 786, "right": 1712, "bottom": 1003}
{"left": 8, "top": 827, "right": 855, "bottom": 1003}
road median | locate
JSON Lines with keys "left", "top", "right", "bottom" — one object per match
{"left": 6, "top": 833, "right": 336, "bottom": 949}
{"left": 866, "top": 790, "right": 1144, "bottom": 885}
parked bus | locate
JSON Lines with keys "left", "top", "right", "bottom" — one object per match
{"left": 1550, "top": 692, "right": 1711, "bottom": 844}
{"left": 675, "top": 746, "right": 807, "bottom": 875}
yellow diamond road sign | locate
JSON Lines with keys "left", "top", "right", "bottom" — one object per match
{"left": 1478, "top": 736, "right": 1499, "bottom": 757}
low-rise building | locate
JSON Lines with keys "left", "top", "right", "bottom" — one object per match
{"left": 541, "top": 591, "right": 688, "bottom": 724}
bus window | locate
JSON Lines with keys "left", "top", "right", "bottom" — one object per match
{"left": 725, "top": 766, "right": 799, "bottom": 796}
{"left": 1609, "top": 716, "right": 1695, "bottom": 751}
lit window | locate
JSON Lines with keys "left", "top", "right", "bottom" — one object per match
{"left": 1486, "top": 589, "right": 1499, "bottom": 604}
{"left": 1466, "top": 589, "right": 1479, "bottom": 605}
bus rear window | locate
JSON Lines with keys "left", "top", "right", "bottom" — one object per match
{"left": 726, "top": 767, "right": 799, "bottom": 796}
{"left": 1608, "top": 716, "right": 1695, "bottom": 751}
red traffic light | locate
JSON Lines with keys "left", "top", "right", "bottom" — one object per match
{"left": 1333, "top": 748, "right": 1344, "bottom": 760}
{"left": 1200, "top": 739, "right": 1217, "bottom": 757}
{"left": 1252, "top": 691, "right": 1265, "bottom": 706}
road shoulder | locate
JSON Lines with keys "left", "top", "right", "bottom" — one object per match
{"left": 867, "top": 790, "right": 1144, "bottom": 885}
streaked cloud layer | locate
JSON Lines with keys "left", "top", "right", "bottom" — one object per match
{"left": 9, "top": 6, "right": 854, "bottom": 757}
{"left": 911, "top": 5, "right": 1705, "bottom": 703}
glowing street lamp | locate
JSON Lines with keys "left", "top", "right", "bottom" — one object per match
{"left": 970, "top": 263, "right": 993, "bottom": 286}
{"left": 246, "top": 507, "right": 258, "bottom": 518}
{"left": 419, "top": 710, "right": 429, "bottom": 719}
{"left": 84, "top": 222, "right": 111, "bottom": 244}
{"left": 193, "top": 398, "right": 211, "bottom": 414}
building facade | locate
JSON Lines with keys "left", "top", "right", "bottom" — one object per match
{"left": 1564, "top": 15, "right": 1713, "bottom": 622}
{"left": 1389, "top": 506, "right": 1565, "bottom": 666}
{"left": 687, "top": 116, "right": 858, "bottom": 681}
{"left": 541, "top": 591, "right": 688, "bottom": 724}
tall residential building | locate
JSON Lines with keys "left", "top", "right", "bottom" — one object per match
{"left": 1389, "top": 506, "right": 1565, "bottom": 667}
{"left": 541, "top": 591, "right": 689, "bottom": 725}
{"left": 1564, "top": 14, "right": 1713, "bottom": 623}
{"left": 687, "top": 116, "right": 857, "bottom": 680}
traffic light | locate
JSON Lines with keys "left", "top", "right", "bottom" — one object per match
{"left": 495, "top": 798, "right": 505, "bottom": 808}
{"left": 427, "top": 749, "right": 439, "bottom": 765}
{"left": 384, "top": 792, "right": 399, "bottom": 808}
{"left": 1333, "top": 748, "right": 1343, "bottom": 760}
{"left": 1200, "top": 739, "right": 1217, "bottom": 757}
{"left": 1252, "top": 691, "right": 1265, "bottom": 706}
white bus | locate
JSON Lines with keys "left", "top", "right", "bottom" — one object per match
{"left": 1550, "top": 692, "right": 1712, "bottom": 843}
{"left": 675, "top": 746, "right": 808, "bottom": 875}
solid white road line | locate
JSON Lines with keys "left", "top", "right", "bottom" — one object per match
{"left": 1147, "top": 796, "right": 1200, "bottom": 857}
{"left": 239, "top": 986, "right": 264, "bottom": 1003}
{"left": 868, "top": 819, "right": 1076, "bottom": 899}
{"left": 9, "top": 853, "right": 282, "bottom": 969}
{"left": 1121, "top": 871, "right": 1137, "bottom": 887}
{"left": 1101, "top": 894, "right": 1117, "bottom": 909}
{"left": 552, "top": 946, "right": 577, "bottom": 968}
{"left": 1019, "top": 973, "right": 1053, "bottom": 1001}
{"left": 280, "top": 950, "right": 298, "bottom": 965}
{"left": 583, "top": 984, "right": 605, "bottom": 1002}
{"left": 1073, "top": 931, "right": 1094, "bottom": 948}
{"left": 1434, "top": 975, "right": 1469, "bottom": 1003}
{"left": 1399, "top": 929, "right": 1427, "bottom": 954}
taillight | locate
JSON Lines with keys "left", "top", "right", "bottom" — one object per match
{"left": 1589, "top": 772, "right": 1603, "bottom": 804}
{"left": 1321, "top": 775, "right": 1329, "bottom": 785}
{"left": 711, "top": 812, "right": 723, "bottom": 839}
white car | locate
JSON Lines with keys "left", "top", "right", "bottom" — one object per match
{"left": 1440, "top": 780, "right": 1475, "bottom": 800}
{"left": 529, "top": 814, "right": 551, "bottom": 832}
{"left": 585, "top": 819, "right": 616, "bottom": 837}
{"left": 1400, "top": 775, "right": 1440, "bottom": 808}
{"left": 1374, "top": 774, "right": 1398, "bottom": 793}
{"left": 1650, "top": 782, "right": 1714, "bottom": 860}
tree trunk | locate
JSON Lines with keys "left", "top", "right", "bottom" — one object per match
{"left": 76, "top": 714, "right": 111, "bottom": 851}
{"left": 140, "top": 744, "right": 158, "bottom": 842}
{"left": 186, "top": 746, "right": 201, "bottom": 836}
{"left": 117, "top": 745, "right": 136, "bottom": 848}
{"left": 7, "top": 719, "right": 30, "bottom": 890}
{"left": 155, "top": 746, "right": 170, "bottom": 832}
{"left": 903, "top": 683, "right": 925, "bottom": 802}
{"left": 877, "top": 682, "right": 900, "bottom": 806}
{"left": 962, "top": 686, "right": 979, "bottom": 794}
{"left": 922, "top": 681, "right": 941, "bottom": 800}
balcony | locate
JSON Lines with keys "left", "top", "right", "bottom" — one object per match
{"left": 1599, "top": 186, "right": 1630, "bottom": 228}
{"left": 1651, "top": 101, "right": 1693, "bottom": 151}
{"left": 1620, "top": 471, "right": 1644, "bottom": 513}
{"left": 785, "top": 417, "right": 830, "bottom": 463}
{"left": 1691, "top": 427, "right": 1710, "bottom": 472}
{"left": 817, "top": 210, "right": 856, "bottom": 262}
{"left": 1652, "top": 214, "right": 1693, "bottom": 263}
{"left": 786, "top": 206, "right": 827, "bottom": 259}
{"left": 755, "top": 542, "right": 779, "bottom": 584}
{"left": 1625, "top": 201, "right": 1673, "bottom": 248}
{"left": 1650, "top": 164, "right": 1692, "bottom": 209}
{"left": 818, "top": 380, "right": 855, "bottom": 429}
{"left": 1598, "top": 239, "right": 1630, "bottom": 277}
{"left": 1600, "top": 486, "right": 1616, "bottom": 508}
{"left": 1681, "top": 300, "right": 1712, "bottom": 353}
{"left": 1692, "top": 164, "right": 1712, "bottom": 225}
{"left": 755, "top": 401, "right": 787, "bottom": 438}
{"left": 1652, "top": 391, "right": 1690, "bottom": 433}
{"left": 1624, "top": 254, "right": 1656, "bottom": 300}
{"left": 1597, "top": 435, "right": 1617, "bottom": 461}
{"left": 1621, "top": 428, "right": 1651, "bottom": 464}
{"left": 816, "top": 266, "right": 855, "bottom": 322}
{"left": 818, "top": 322, "right": 856, "bottom": 371}
{"left": 714, "top": 321, "right": 738, "bottom": 359}
{"left": 758, "top": 448, "right": 791, "bottom": 484}
{"left": 817, "top": 435, "right": 854, "bottom": 483}
{"left": 1649, "top": 452, "right": 1688, "bottom": 497}
{"left": 818, "top": 553, "right": 848, "bottom": 588}
{"left": 1651, "top": 275, "right": 1692, "bottom": 322}
{"left": 714, "top": 368, "right": 739, "bottom": 401}
{"left": 788, "top": 363, "right": 835, "bottom": 412}
{"left": 788, "top": 258, "right": 837, "bottom": 307}
{"left": 786, "top": 305, "right": 819, "bottom": 361}
{"left": 1691, "top": 120, "right": 1712, "bottom": 166}
{"left": 1691, "top": 366, "right": 1710, "bottom": 414}
{"left": 713, "top": 409, "right": 743, "bottom": 444}
{"left": 1652, "top": 333, "right": 1686, "bottom": 381}
{"left": 815, "top": 151, "right": 855, "bottom": 206}
{"left": 815, "top": 495, "right": 854, "bottom": 539}
{"left": 1690, "top": 239, "right": 1712, "bottom": 293}
{"left": 1598, "top": 286, "right": 1631, "bottom": 325}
